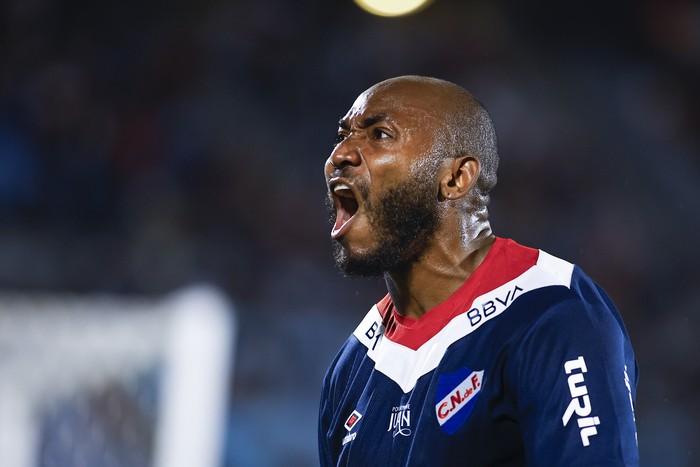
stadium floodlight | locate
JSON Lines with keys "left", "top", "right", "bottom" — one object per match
{"left": 353, "top": 0, "right": 434, "bottom": 17}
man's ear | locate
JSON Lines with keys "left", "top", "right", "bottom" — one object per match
{"left": 439, "top": 155, "right": 480, "bottom": 200}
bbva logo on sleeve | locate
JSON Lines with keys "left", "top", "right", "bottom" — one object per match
{"left": 435, "top": 368, "right": 484, "bottom": 434}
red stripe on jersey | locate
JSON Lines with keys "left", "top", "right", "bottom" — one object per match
{"left": 377, "top": 238, "right": 539, "bottom": 351}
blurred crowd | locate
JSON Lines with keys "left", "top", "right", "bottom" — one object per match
{"left": 1, "top": 0, "right": 698, "bottom": 465}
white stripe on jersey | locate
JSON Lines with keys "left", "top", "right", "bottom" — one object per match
{"left": 352, "top": 250, "right": 574, "bottom": 393}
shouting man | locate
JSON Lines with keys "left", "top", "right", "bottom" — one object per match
{"left": 319, "top": 76, "right": 639, "bottom": 466}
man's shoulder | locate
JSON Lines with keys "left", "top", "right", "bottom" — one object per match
{"left": 495, "top": 238, "right": 611, "bottom": 307}
{"left": 324, "top": 308, "right": 379, "bottom": 371}
{"left": 464, "top": 239, "right": 627, "bottom": 347}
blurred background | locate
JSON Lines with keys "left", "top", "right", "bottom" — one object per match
{"left": 0, "top": 0, "right": 698, "bottom": 465}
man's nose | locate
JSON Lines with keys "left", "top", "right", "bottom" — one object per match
{"left": 327, "top": 140, "right": 362, "bottom": 169}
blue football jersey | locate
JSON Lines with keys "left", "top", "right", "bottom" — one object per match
{"left": 319, "top": 238, "right": 639, "bottom": 466}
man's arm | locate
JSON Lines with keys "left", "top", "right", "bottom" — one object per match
{"left": 509, "top": 285, "right": 639, "bottom": 466}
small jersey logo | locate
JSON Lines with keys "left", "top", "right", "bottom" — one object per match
{"left": 388, "top": 404, "right": 411, "bottom": 437}
{"left": 435, "top": 368, "right": 484, "bottom": 434}
{"left": 562, "top": 356, "right": 600, "bottom": 447}
{"left": 344, "top": 410, "right": 362, "bottom": 431}
{"left": 342, "top": 409, "right": 362, "bottom": 446}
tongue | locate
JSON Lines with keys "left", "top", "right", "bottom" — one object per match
{"left": 334, "top": 201, "right": 351, "bottom": 232}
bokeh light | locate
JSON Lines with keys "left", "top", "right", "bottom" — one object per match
{"left": 354, "top": 0, "right": 434, "bottom": 17}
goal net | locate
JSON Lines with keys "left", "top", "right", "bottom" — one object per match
{"left": 0, "top": 285, "right": 235, "bottom": 467}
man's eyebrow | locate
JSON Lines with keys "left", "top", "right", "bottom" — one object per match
{"left": 359, "top": 114, "right": 392, "bottom": 129}
{"left": 337, "top": 113, "right": 393, "bottom": 130}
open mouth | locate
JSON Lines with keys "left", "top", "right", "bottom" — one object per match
{"left": 331, "top": 182, "right": 359, "bottom": 238}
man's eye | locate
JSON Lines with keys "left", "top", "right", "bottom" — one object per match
{"left": 373, "top": 128, "right": 390, "bottom": 139}
{"left": 335, "top": 133, "right": 347, "bottom": 144}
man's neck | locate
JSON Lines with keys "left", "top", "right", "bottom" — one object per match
{"left": 384, "top": 224, "right": 495, "bottom": 320}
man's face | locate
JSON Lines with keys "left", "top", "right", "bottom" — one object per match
{"left": 324, "top": 83, "right": 445, "bottom": 277}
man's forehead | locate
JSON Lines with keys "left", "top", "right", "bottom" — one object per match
{"left": 341, "top": 86, "right": 436, "bottom": 125}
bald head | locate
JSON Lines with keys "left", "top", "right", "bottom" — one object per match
{"left": 361, "top": 76, "right": 499, "bottom": 200}
{"left": 326, "top": 76, "right": 498, "bottom": 276}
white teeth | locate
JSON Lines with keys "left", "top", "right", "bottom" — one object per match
{"left": 333, "top": 183, "right": 350, "bottom": 194}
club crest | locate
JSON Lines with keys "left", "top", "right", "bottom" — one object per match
{"left": 435, "top": 367, "right": 484, "bottom": 434}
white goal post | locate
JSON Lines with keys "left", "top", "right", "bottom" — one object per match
{"left": 0, "top": 285, "right": 236, "bottom": 467}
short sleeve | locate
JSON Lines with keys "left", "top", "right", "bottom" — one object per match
{"left": 508, "top": 283, "right": 639, "bottom": 466}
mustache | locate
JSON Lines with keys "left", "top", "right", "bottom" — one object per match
{"left": 325, "top": 174, "right": 369, "bottom": 202}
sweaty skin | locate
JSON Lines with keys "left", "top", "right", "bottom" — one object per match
{"left": 325, "top": 77, "right": 495, "bottom": 320}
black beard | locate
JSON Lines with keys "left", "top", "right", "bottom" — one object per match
{"left": 327, "top": 171, "right": 440, "bottom": 278}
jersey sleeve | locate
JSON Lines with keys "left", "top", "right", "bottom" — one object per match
{"left": 508, "top": 277, "right": 639, "bottom": 466}
{"left": 318, "top": 369, "right": 335, "bottom": 467}
{"left": 319, "top": 346, "right": 346, "bottom": 467}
